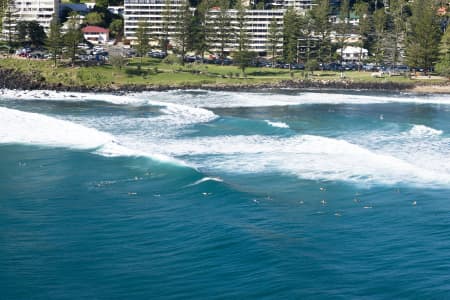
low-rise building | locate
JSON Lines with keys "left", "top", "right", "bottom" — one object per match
{"left": 336, "top": 46, "right": 368, "bottom": 63}
{"left": 82, "top": 26, "right": 110, "bottom": 44}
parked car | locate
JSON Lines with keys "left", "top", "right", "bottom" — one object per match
{"left": 148, "top": 51, "right": 167, "bottom": 58}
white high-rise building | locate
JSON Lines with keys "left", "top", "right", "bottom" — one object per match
{"left": 124, "top": 0, "right": 185, "bottom": 44}
{"left": 270, "top": 0, "right": 313, "bottom": 11}
{"left": 206, "top": 8, "right": 284, "bottom": 54}
{"left": 5, "top": 0, "right": 59, "bottom": 33}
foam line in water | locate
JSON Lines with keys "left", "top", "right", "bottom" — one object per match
{"left": 140, "top": 90, "right": 450, "bottom": 108}
{"left": 0, "top": 107, "right": 186, "bottom": 166}
{"left": 185, "top": 177, "right": 224, "bottom": 187}
{"left": 265, "top": 120, "right": 290, "bottom": 128}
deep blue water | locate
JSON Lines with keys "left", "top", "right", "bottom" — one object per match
{"left": 1, "top": 89, "right": 450, "bottom": 299}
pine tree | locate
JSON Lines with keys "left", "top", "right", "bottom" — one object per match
{"left": 406, "top": 0, "right": 441, "bottom": 72}
{"left": 384, "top": 0, "right": 407, "bottom": 68}
{"left": 135, "top": 20, "right": 150, "bottom": 70}
{"left": 436, "top": 29, "right": 450, "bottom": 77}
{"left": 3, "top": 0, "right": 17, "bottom": 55}
{"left": 233, "top": 0, "right": 255, "bottom": 75}
{"left": 161, "top": 0, "right": 172, "bottom": 52}
{"left": 354, "top": 0, "right": 370, "bottom": 69}
{"left": 208, "top": 0, "right": 233, "bottom": 60}
{"left": 174, "top": 1, "right": 192, "bottom": 65}
{"left": 189, "top": 10, "right": 207, "bottom": 61}
{"left": 283, "top": 7, "right": 299, "bottom": 70}
{"left": 64, "top": 13, "right": 83, "bottom": 66}
{"left": 309, "top": 0, "right": 331, "bottom": 63}
{"left": 46, "top": 15, "right": 62, "bottom": 67}
{"left": 267, "top": 17, "right": 281, "bottom": 67}
{"left": 372, "top": 8, "right": 387, "bottom": 66}
{"left": 336, "top": 0, "right": 350, "bottom": 71}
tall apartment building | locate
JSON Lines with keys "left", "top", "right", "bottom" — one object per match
{"left": 271, "top": 0, "right": 313, "bottom": 11}
{"left": 206, "top": 8, "right": 284, "bottom": 54}
{"left": 3, "top": 0, "right": 59, "bottom": 33}
{"left": 124, "top": 0, "right": 185, "bottom": 44}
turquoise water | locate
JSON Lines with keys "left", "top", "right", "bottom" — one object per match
{"left": 1, "top": 89, "right": 450, "bottom": 299}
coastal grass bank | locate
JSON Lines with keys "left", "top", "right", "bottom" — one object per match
{"left": 0, "top": 57, "right": 448, "bottom": 91}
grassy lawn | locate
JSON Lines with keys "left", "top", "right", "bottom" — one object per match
{"left": 0, "top": 57, "right": 448, "bottom": 88}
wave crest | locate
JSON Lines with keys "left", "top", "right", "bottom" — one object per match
{"left": 409, "top": 125, "right": 443, "bottom": 137}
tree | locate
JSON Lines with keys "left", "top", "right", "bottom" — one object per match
{"left": 405, "top": 0, "right": 441, "bottom": 72}
{"left": 174, "top": 1, "right": 192, "bottom": 65}
{"left": 161, "top": 0, "right": 172, "bottom": 52}
{"left": 354, "top": 0, "right": 370, "bottom": 69}
{"left": 372, "top": 8, "right": 387, "bottom": 66}
{"left": 109, "top": 54, "right": 127, "bottom": 70}
{"left": 305, "top": 58, "right": 319, "bottom": 75}
{"left": 267, "top": 17, "right": 281, "bottom": 67}
{"left": 233, "top": 0, "right": 255, "bottom": 74}
{"left": 283, "top": 7, "right": 299, "bottom": 70}
{"left": 95, "top": 0, "right": 108, "bottom": 9}
{"left": 64, "top": 13, "right": 83, "bottom": 66}
{"left": 28, "top": 21, "right": 46, "bottom": 46}
{"left": 309, "top": 0, "right": 331, "bottom": 63}
{"left": 297, "top": 13, "right": 315, "bottom": 65}
{"left": 384, "top": 0, "right": 408, "bottom": 68}
{"left": 109, "top": 18, "right": 123, "bottom": 39}
{"left": 15, "top": 21, "right": 46, "bottom": 47}
{"left": 135, "top": 20, "right": 150, "bottom": 70}
{"left": 208, "top": 0, "right": 233, "bottom": 60}
{"left": 436, "top": 29, "right": 450, "bottom": 77}
{"left": 16, "top": 21, "right": 28, "bottom": 45}
{"left": 189, "top": 10, "right": 207, "bottom": 60}
{"left": 85, "top": 12, "right": 104, "bottom": 25}
{"left": 336, "top": 0, "right": 350, "bottom": 71}
{"left": 46, "top": 16, "right": 62, "bottom": 67}
{"left": 3, "top": 0, "right": 17, "bottom": 54}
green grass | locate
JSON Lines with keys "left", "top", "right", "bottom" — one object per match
{"left": 0, "top": 57, "right": 448, "bottom": 88}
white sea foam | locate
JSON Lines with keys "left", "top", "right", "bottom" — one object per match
{"left": 139, "top": 90, "right": 450, "bottom": 108}
{"left": 144, "top": 135, "right": 450, "bottom": 187}
{"left": 3, "top": 89, "right": 450, "bottom": 108}
{"left": 0, "top": 107, "right": 184, "bottom": 165}
{"left": 265, "top": 120, "right": 290, "bottom": 128}
{"left": 0, "top": 89, "right": 218, "bottom": 126}
{"left": 409, "top": 125, "right": 443, "bottom": 137}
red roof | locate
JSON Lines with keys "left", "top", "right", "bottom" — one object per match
{"left": 82, "top": 26, "right": 109, "bottom": 33}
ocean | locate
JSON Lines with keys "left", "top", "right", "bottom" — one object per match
{"left": 1, "top": 89, "right": 450, "bottom": 299}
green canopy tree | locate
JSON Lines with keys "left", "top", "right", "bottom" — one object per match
{"left": 109, "top": 18, "right": 123, "bottom": 39}
{"left": 85, "top": 12, "right": 104, "bottom": 25}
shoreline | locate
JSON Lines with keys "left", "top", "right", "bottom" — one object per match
{"left": 1, "top": 67, "right": 449, "bottom": 95}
